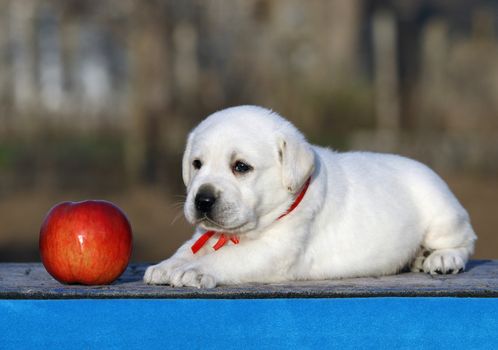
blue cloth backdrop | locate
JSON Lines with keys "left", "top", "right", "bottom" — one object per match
{"left": 1, "top": 297, "right": 497, "bottom": 349}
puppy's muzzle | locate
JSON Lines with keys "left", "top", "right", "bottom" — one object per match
{"left": 195, "top": 185, "right": 217, "bottom": 215}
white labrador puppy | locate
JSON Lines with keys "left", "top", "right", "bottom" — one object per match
{"left": 144, "top": 106, "right": 476, "bottom": 288}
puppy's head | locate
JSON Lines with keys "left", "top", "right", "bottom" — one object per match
{"left": 182, "top": 106, "right": 314, "bottom": 234}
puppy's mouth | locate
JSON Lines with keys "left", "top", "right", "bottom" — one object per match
{"left": 196, "top": 216, "right": 248, "bottom": 233}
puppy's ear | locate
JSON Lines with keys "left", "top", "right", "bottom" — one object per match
{"left": 278, "top": 128, "right": 315, "bottom": 193}
{"left": 182, "top": 132, "right": 195, "bottom": 187}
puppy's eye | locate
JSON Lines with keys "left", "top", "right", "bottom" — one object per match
{"left": 192, "top": 159, "right": 202, "bottom": 169}
{"left": 233, "top": 161, "right": 252, "bottom": 174}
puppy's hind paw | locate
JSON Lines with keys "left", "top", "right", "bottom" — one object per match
{"left": 422, "top": 249, "right": 466, "bottom": 275}
{"left": 410, "top": 247, "right": 432, "bottom": 273}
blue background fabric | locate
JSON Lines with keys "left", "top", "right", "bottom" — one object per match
{"left": 1, "top": 297, "right": 497, "bottom": 349}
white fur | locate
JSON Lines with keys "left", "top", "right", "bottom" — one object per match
{"left": 144, "top": 106, "right": 477, "bottom": 288}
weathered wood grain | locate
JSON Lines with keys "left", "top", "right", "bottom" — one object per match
{"left": 0, "top": 260, "right": 497, "bottom": 299}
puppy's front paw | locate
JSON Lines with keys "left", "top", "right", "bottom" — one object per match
{"left": 144, "top": 259, "right": 185, "bottom": 285}
{"left": 170, "top": 267, "right": 217, "bottom": 288}
{"left": 143, "top": 264, "right": 169, "bottom": 285}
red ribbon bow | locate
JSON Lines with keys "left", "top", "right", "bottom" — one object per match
{"left": 191, "top": 176, "right": 311, "bottom": 254}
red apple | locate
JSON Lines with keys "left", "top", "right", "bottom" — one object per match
{"left": 39, "top": 200, "right": 133, "bottom": 285}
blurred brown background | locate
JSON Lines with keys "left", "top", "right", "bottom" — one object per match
{"left": 0, "top": 0, "right": 496, "bottom": 262}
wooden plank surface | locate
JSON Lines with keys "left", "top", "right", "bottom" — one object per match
{"left": 0, "top": 260, "right": 497, "bottom": 299}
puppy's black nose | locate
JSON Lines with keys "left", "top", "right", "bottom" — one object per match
{"left": 195, "top": 190, "right": 216, "bottom": 214}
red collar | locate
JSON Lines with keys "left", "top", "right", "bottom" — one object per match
{"left": 191, "top": 176, "right": 312, "bottom": 254}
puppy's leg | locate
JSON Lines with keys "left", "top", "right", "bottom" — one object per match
{"left": 168, "top": 237, "right": 296, "bottom": 288}
{"left": 420, "top": 214, "right": 476, "bottom": 275}
{"left": 143, "top": 231, "right": 204, "bottom": 285}
{"left": 143, "top": 245, "right": 192, "bottom": 285}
